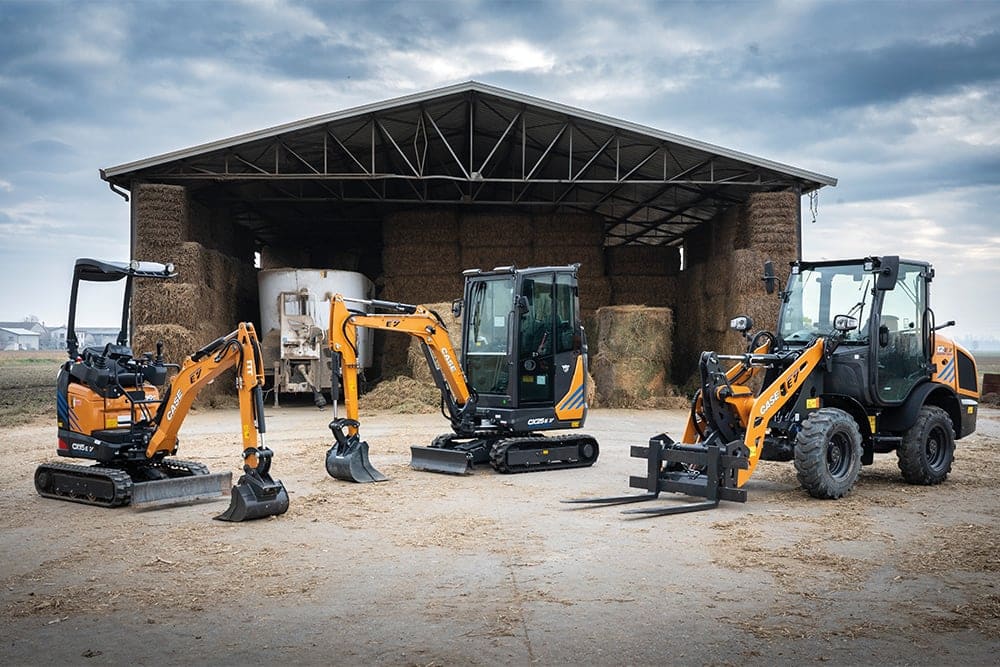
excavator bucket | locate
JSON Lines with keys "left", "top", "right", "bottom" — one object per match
{"left": 325, "top": 419, "right": 387, "bottom": 483}
{"left": 215, "top": 468, "right": 290, "bottom": 522}
{"left": 130, "top": 471, "right": 232, "bottom": 510}
{"left": 409, "top": 445, "right": 475, "bottom": 475}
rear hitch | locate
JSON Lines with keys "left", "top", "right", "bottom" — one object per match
{"left": 563, "top": 435, "right": 749, "bottom": 516}
{"left": 216, "top": 447, "right": 290, "bottom": 522}
{"left": 325, "top": 418, "right": 387, "bottom": 483}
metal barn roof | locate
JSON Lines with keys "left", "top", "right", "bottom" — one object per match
{"left": 102, "top": 81, "right": 836, "bottom": 246}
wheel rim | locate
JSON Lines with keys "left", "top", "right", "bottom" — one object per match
{"left": 925, "top": 425, "right": 948, "bottom": 471}
{"left": 826, "top": 432, "right": 852, "bottom": 479}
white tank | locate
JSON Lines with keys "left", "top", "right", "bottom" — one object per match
{"left": 258, "top": 268, "right": 375, "bottom": 368}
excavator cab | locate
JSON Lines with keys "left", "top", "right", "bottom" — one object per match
{"left": 461, "top": 266, "right": 588, "bottom": 430}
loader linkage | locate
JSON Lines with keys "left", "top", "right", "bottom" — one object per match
{"left": 564, "top": 434, "right": 748, "bottom": 516}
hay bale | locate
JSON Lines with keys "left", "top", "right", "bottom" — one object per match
{"left": 381, "top": 274, "right": 463, "bottom": 305}
{"left": 460, "top": 246, "right": 534, "bottom": 271}
{"left": 578, "top": 277, "right": 612, "bottom": 311}
{"left": 533, "top": 212, "right": 605, "bottom": 246}
{"left": 360, "top": 376, "right": 440, "bottom": 413}
{"left": 459, "top": 213, "right": 532, "bottom": 248}
{"left": 405, "top": 303, "right": 460, "bottom": 384}
{"left": 383, "top": 243, "right": 461, "bottom": 276}
{"left": 132, "top": 282, "right": 234, "bottom": 331}
{"left": 591, "top": 355, "right": 669, "bottom": 408}
{"left": 133, "top": 184, "right": 188, "bottom": 256}
{"left": 531, "top": 245, "right": 605, "bottom": 277}
{"left": 383, "top": 209, "right": 459, "bottom": 246}
{"left": 609, "top": 275, "right": 676, "bottom": 307}
{"left": 585, "top": 370, "right": 598, "bottom": 408}
{"left": 605, "top": 244, "right": 681, "bottom": 276}
{"left": 595, "top": 306, "right": 672, "bottom": 365}
{"left": 746, "top": 191, "right": 799, "bottom": 252}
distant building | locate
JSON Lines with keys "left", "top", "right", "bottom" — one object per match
{"left": 0, "top": 326, "right": 41, "bottom": 350}
{"left": 78, "top": 328, "right": 121, "bottom": 349}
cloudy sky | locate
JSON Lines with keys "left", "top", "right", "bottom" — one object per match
{"left": 1, "top": 0, "right": 998, "bottom": 342}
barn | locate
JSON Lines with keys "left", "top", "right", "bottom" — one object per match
{"left": 99, "top": 81, "right": 835, "bottom": 395}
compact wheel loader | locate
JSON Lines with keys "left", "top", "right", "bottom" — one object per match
{"left": 35, "top": 258, "right": 289, "bottom": 521}
{"left": 568, "top": 255, "right": 979, "bottom": 515}
{"left": 324, "top": 265, "right": 599, "bottom": 480}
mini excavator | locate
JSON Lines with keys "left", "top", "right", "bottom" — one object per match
{"left": 35, "top": 258, "right": 289, "bottom": 521}
{"left": 324, "top": 265, "right": 599, "bottom": 480}
{"left": 568, "top": 256, "right": 979, "bottom": 515}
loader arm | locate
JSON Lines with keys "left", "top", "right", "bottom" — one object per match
{"left": 146, "top": 322, "right": 267, "bottom": 467}
{"left": 329, "top": 295, "right": 474, "bottom": 436}
{"left": 736, "top": 338, "right": 825, "bottom": 485}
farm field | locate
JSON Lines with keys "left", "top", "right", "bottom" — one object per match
{"left": 1, "top": 396, "right": 997, "bottom": 665}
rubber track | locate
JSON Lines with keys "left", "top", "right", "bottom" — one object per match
{"left": 34, "top": 458, "right": 211, "bottom": 508}
{"left": 35, "top": 462, "right": 133, "bottom": 507}
{"left": 490, "top": 434, "right": 599, "bottom": 474}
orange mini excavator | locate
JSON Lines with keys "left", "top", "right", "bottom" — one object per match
{"left": 324, "top": 265, "right": 599, "bottom": 480}
{"left": 35, "top": 258, "right": 289, "bottom": 521}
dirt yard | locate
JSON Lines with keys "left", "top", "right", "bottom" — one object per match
{"left": 1, "top": 398, "right": 998, "bottom": 665}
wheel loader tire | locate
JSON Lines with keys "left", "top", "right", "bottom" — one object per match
{"left": 794, "top": 407, "right": 863, "bottom": 499}
{"left": 897, "top": 405, "right": 954, "bottom": 485}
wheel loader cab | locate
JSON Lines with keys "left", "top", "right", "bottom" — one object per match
{"left": 777, "top": 257, "right": 932, "bottom": 406}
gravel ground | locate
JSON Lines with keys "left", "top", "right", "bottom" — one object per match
{"left": 1, "top": 403, "right": 998, "bottom": 666}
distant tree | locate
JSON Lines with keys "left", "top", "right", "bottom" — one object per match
{"left": 23, "top": 315, "right": 39, "bottom": 323}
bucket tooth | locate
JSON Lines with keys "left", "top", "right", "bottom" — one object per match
{"left": 215, "top": 468, "right": 290, "bottom": 522}
{"left": 130, "top": 471, "right": 232, "bottom": 510}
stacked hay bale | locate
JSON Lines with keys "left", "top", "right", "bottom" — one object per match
{"left": 380, "top": 210, "right": 464, "bottom": 377}
{"left": 605, "top": 244, "right": 680, "bottom": 307}
{"left": 377, "top": 209, "right": 613, "bottom": 381}
{"left": 130, "top": 184, "right": 256, "bottom": 405}
{"left": 727, "top": 192, "right": 798, "bottom": 332}
{"left": 589, "top": 305, "right": 674, "bottom": 408}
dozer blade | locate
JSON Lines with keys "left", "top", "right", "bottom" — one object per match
{"left": 409, "top": 445, "right": 474, "bottom": 475}
{"left": 130, "top": 472, "right": 232, "bottom": 510}
{"left": 326, "top": 438, "right": 388, "bottom": 483}
{"left": 215, "top": 472, "right": 290, "bottom": 522}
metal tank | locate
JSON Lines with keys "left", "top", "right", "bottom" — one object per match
{"left": 258, "top": 269, "right": 375, "bottom": 405}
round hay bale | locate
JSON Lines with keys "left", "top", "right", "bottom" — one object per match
{"left": 591, "top": 354, "right": 669, "bottom": 408}
{"left": 595, "top": 306, "right": 673, "bottom": 364}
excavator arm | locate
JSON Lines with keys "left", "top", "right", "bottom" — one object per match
{"left": 322, "top": 295, "right": 477, "bottom": 483}
{"left": 328, "top": 295, "right": 474, "bottom": 431}
{"left": 143, "top": 322, "right": 288, "bottom": 521}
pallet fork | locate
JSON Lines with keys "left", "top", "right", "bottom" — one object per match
{"left": 564, "top": 434, "right": 748, "bottom": 516}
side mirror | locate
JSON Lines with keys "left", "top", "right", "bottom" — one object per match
{"left": 833, "top": 315, "right": 859, "bottom": 332}
{"left": 762, "top": 261, "right": 776, "bottom": 295}
{"left": 451, "top": 298, "right": 463, "bottom": 319}
{"left": 874, "top": 255, "right": 900, "bottom": 291}
{"left": 730, "top": 315, "right": 753, "bottom": 333}
{"left": 879, "top": 324, "right": 890, "bottom": 347}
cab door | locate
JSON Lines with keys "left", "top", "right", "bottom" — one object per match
{"left": 875, "top": 263, "right": 930, "bottom": 403}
